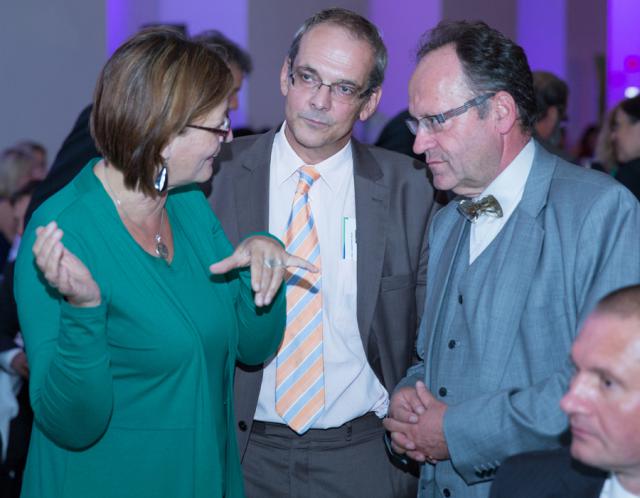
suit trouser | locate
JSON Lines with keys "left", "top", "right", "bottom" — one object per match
{"left": 242, "top": 413, "right": 418, "bottom": 498}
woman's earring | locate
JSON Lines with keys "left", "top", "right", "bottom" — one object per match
{"left": 154, "top": 162, "right": 168, "bottom": 192}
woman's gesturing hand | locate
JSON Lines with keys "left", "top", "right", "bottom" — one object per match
{"left": 209, "top": 235, "right": 317, "bottom": 307}
{"left": 33, "top": 221, "right": 101, "bottom": 307}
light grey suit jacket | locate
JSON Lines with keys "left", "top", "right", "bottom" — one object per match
{"left": 209, "top": 127, "right": 438, "bottom": 459}
{"left": 399, "top": 142, "right": 640, "bottom": 497}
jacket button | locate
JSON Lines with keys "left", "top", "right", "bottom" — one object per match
{"left": 458, "top": 294, "right": 463, "bottom": 304}
{"left": 238, "top": 421, "right": 248, "bottom": 431}
{"left": 443, "top": 488, "right": 451, "bottom": 497}
{"left": 448, "top": 340, "right": 456, "bottom": 349}
{"left": 439, "top": 387, "right": 447, "bottom": 397}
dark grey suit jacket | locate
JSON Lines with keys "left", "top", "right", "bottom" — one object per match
{"left": 490, "top": 448, "right": 606, "bottom": 498}
{"left": 208, "top": 127, "right": 437, "bottom": 458}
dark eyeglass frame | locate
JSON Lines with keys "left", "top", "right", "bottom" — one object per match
{"left": 288, "top": 66, "right": 372, "bottom": 103}
{"left": 406, "top": 93, "right": 496, "bottom": 135}
{"left": 185, "top": 117, "right": 231, "bottom": 139}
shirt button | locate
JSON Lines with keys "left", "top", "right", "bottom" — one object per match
{"left": 448, "top": 340, "right": 457, "bottom": 349}
{"left": 458, "top": 294, "right": 463, "bottom": 304}
{"left": 238, "top": 421, "right": 248, "bottom": 431}
{"left": 443, "top": 488, "right": 451, "bottom": 497}
{"left": 439, "top": 387, "right": 447, "bottom": 397}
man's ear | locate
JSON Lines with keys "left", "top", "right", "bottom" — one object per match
{"left": 280, "top": 58, "right": 291, "bottom": 97}
{"left": 493, "top": 91, "right": 519, "bottom": 134}
{"left": 358, "top": 86, "right": 382, "bottom": 121}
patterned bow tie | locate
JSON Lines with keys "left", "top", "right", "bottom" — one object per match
{"left": 457, "top": 195, "right": 503, "bottom": 223}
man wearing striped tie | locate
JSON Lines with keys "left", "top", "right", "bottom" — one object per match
{"left": 209, "top": 8, "right": 438, "bottom": 498}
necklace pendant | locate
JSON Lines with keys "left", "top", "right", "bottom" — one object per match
{"left": 156, "top": 241, "right": 169, "bottom": 260}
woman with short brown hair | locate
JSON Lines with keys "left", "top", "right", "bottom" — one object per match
{"left": 15, "top": 28, "right": 311, "bottom": 498}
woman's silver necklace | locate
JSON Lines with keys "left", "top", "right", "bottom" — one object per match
{"left": 103, "top": 167, "right": 169, "bottom": 261}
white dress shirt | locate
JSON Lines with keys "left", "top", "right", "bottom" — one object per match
{"left": 469, "top": 139, "right": 535, "bottom": 263}
{"left": 600, "top": 475, "right": 640, "bottom": 498}
{"left": 254, "top": 123, "right": 388, "bottom": 427}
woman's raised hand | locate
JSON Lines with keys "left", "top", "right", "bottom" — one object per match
{"left": 33, "top": 221, "right": 101, "bottom": 307}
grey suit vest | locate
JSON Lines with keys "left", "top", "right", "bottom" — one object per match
{"left": 422, "top": 216, "right": 510, "bottom": 498}
{"left": 431, "top": 215, "right": 510, "bottom": 404}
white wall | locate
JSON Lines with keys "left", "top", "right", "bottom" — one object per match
{"left": 0, "top": 0, "right": 105, "bottom": 165}
{"left": 517, "top": 0, "right": 567, "bottom": 78}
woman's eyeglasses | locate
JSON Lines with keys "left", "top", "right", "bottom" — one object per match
{"left": 186, "top": 117, "right": 232, "bottom": 141}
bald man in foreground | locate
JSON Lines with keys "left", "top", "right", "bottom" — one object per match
{"left": 491, "top": 284, "right": 640, "bottom": 497}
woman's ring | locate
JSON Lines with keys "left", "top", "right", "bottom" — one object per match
{"left": 264, "top": 258, "right": 283, "bottom": 269}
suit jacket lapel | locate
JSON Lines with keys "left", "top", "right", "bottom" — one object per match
{"left": 233, "top": 129, "right": 276, "bottom": 236}
{"left": 421, "top": 204, "right": 467, "bottom": 373}
{"left": 353, "top": 141, "right": 389, "bottom": 347}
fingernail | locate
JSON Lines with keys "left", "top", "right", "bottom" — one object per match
{"left": 409, "top": 415, "right": 418, "bottom": 423}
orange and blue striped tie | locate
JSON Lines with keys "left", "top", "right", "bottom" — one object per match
{"left": 275, "top": 166, "right": 324, "bottom": 434}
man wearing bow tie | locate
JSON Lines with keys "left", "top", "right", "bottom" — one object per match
{"left": 384, "top": 20, "right": 640, "bottom": 498}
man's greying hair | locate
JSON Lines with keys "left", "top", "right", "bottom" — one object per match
{"left": 192, "top": 29, "right": 253, "bottom": 74}
{"left": 416, "top": 20, "right": 536, "bottom": 132}
{"left": 287, "top": 8, "right": 387, "bottom": 92}
{"left": 596, "top": 284, "right": 640, "bottom": 322}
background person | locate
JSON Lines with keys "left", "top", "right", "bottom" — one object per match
{"left": 192, "top": 29, "right": 253, "bottom": 114}
{"left": 0, "top": 179, "right": 40, "bottom": 498}
{"left": 0, "top": 146, "right": 46, "bottom": 270}
{"left": 531, "top": 70, "right": 573, "bottom": 162}
{"left": 611, "top": 95, "right": 640, "bottom": 200}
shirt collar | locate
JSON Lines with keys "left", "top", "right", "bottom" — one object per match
{"left": 273, "top": 121, "right": 352, "bottom": 191}
{"left": 476, "top": 139, "right": 535, "bottom": 214}
{"left": 607, "top": 474, "right": 640, "bottom": 498}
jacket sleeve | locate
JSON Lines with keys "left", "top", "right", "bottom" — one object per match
{"left": 15, "top": 225, "right": 113, "bottom": 450}
{"left": 209, "top": 217, "right": 286, "bottom": 366}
